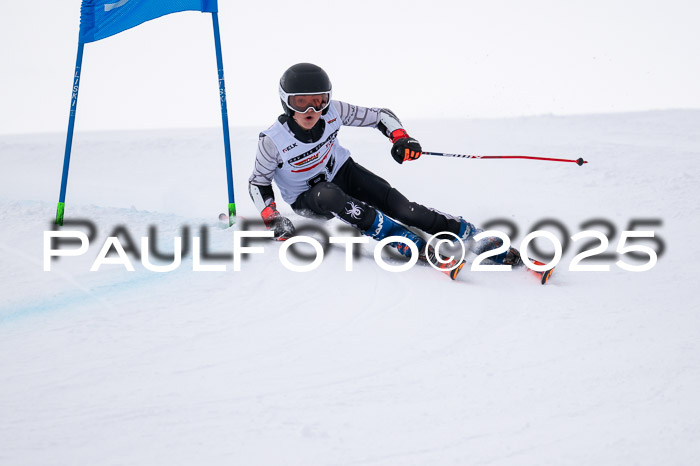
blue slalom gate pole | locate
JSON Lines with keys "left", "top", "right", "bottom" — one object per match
{"left": 212, "top": 12, "right": 236, "bottom": 226}
{"left": 56, "top": 42, "right": 85, "bottom": 226}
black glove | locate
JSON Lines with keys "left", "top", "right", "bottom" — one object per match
{"left": 261, "top": 203, "right": 295, "bottom": 240}
{"left": 269, "top": 216, "right": 295, "bottom": 240}
{"left": 390, "top": 129, "right": 422, "bottom": 164}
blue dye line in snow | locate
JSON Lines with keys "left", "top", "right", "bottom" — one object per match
{"left": 0, "top": 271, "right": 176, "bottom": 325}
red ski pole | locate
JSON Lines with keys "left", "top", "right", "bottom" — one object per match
{"left": 423, "top": 151, "right": 587, "bottom": 166}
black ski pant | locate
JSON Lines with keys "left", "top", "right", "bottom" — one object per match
{"left": 291, "top": 157, "right": 462, "bottom": 236}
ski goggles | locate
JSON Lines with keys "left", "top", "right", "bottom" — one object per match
{"left": 280, "top": 90, "right": 332, "bottom": 113}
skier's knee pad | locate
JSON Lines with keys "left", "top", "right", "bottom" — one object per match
{"left": 308, "top": 182, "right": 347, "bottom": 214}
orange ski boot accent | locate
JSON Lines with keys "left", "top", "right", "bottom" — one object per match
{"left": 448, "top": 260, "right": 466, "bottom": 280}
{"left": 527, "top": 259, "right": 555, "bottom": 285}
{"left": 422, "top": 246, "right": 465, "bottom": 281}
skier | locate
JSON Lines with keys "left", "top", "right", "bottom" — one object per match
{"left": 248, "top": 63, "right": 521, "bottom": 276}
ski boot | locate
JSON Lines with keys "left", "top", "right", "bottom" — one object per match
{"left": 364, "top": 211, "right": 465, "bottom": 280}
{"left": 456, "top": 217, "right": 477, "bottom": 243}
{"left": 363, "top": 211, "right": 426, "bottom": 257}
{"left": 452, "top": 217, "right": 554, "bottom": 284}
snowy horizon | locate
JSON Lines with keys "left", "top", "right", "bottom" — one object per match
{"left": 3, "top": 107, "right": 697, "bottom": 137}
{"left": 1, "top": 0, "right": 699, "bottom": 134}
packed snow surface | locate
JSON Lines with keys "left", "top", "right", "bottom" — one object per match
{"left": 1, "top": 110, "right": 699, "bottom": 465}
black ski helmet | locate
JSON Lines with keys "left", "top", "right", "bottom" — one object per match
{"left": 279, "top": 63, "right": 333, "bottom": 116}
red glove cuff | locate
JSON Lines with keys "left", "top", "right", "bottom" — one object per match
{"left": 390, "top": 129, "right": 410, "bottom": 143}
{"left": 261, "top": 202, "right": 280, "bottom": 228}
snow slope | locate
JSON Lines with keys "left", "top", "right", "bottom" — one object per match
{"left": 1, "top": 110, "right": 699, "bottom": 465}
